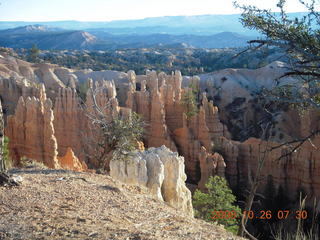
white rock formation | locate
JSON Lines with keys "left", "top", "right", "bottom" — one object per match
{"left": 110, "top": 153, "right": 148, "bottom": 187}
{"left": 110, "top": 145, "right": 194, "bottom": 217}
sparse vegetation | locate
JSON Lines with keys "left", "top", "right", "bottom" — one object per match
{"left": 20, "top": 157, "right": 48, "bottom": 169}
{"left": 10, "top": 46, "right": 284, "bottom": 75}
{"left": 28, "top": 44, "right": 40, "bottom": 63}
{"left": 181, "top": 84, "right": 199, "bottom": 119}
{"left": 85, "top": 91, "right": 144, "bottom": 170}
{"left": 235, "top": 0, "right": 320, "bottom": 111}
{"left": 3, "top": 136, "right": 11, "bottom": 170}
{"left": 193, "top": 176, "right": 241, "bottom": 234}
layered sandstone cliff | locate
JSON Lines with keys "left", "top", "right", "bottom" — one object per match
{"left": 217, "top": 114, "right": 320, "bottom": 201}
{"left": 53, "top": 87, "right": 85, "bottom": 161}
{"left": 6, "top": 86, "right": 60, "bottom": 168}
{"left": 2, "top": 54, "right": 320, "bottom": 207}
{"left": 5, "top": 85, "right": 87, "bottom": 171}
{"left": 127, "top": 70, "right": 229, "bottom": 184}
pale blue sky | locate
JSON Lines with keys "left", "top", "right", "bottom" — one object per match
{"left": 0, "top": 0, "right": 311, "bottom": 21}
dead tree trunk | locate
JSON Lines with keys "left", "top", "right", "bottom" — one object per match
{"left": 0, "top": 100, "right": 5, "bottom": 172}
{"left": 0, "top": 100, "right": 19, "bottom": 186}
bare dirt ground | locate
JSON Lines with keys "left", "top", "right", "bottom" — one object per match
{"left": 0, "top": 168, "right": 242, "bottom": 240}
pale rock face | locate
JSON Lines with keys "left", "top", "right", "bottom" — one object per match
{"left": 143, "top": 152, "right": 164, "bottom": 201}
{"left": 109, "top": 154, "right": 148, "bottom": 186}
{"left": 0, "top": 77, "right": 40, "bottom": 117}
{"left": 153, "top": 146, "right": 193, "bottom": 215}
{"left": 110, "top": 146, "right": 194, "bottom": 216}
{"left": 198, "top": 146, "right": 214, "bottom": 190}
{"left": 34, "top": 64, "right": 65, "bottom": 90}
{"left": 53, "top": 68, "right": 78, "bottom": 88}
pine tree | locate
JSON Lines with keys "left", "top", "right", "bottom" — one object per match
{"left": 193, "top": 176, "right": 241, "bottom": 233}
{"left": 29, "top": 44, "right": 40, "bottom": 63}
{"left": 234, "top": 0, "right": 320, "bottom": 110}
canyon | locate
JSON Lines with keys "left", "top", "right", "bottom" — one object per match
{"left": 0, "top": 52, "right": 319, "bottom": 208}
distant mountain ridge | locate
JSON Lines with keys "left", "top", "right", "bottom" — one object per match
{"left": 0, "top": 13, "right": 308, "bottom": 36}
{"left": 0, "top": 26, "right": 99, "bottom": 50}
{"left": 2, "top": 12, "right": 308, "bottom": 50}
{"left": 0, "top": 25, "right": 252, "bottom": 50}
{"left": 0, "top": 24, "right": 64, "bottom": 34}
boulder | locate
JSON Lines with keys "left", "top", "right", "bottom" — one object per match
{"left": 110, "top": 146, "right": 194, "bottom": 216}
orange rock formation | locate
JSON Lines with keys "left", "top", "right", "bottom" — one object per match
{"left": 58, "top": 147, "right": 88, "bottom": 171}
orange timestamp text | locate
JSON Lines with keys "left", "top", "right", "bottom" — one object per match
{"left": 211, "top": 210, "right": 308, "bottom": 220}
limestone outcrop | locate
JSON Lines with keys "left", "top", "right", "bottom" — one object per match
{"left": 216, "top": 134, "right": 320, "bottom": 202}
{"left": 110, "top": 146, "right": 194, "bottom": 217}
{"left": 53, "top": 87, "right": 85, "bottom": 162}
{"left": 0, "top": 77, "right": 40, "bottom": 117}
{"left": 198, "top": 61, "right": 305, "bottom": 142}
{"left": 4, "top": 86, "right": 88, "bottom": 171}
{"left": 127, "top": 70, "right": 229, "bottom": 183}
{"left": 58, "top": 147, "right": 87, "bottom": 172}
{"left": 2, "top": 54, "right": 320, "bottom": 207}
{"left": 6, "top": 88, "right": 60, "bottom": 168}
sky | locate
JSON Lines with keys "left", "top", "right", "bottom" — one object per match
{"left": 0, "top": 0, "right": 312, "bottom": 22}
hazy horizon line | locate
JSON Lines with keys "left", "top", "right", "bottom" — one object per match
{"left": 0, "top": 11, "right": 307, "bottom": 23}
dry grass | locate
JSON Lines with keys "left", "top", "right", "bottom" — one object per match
{"left": 0, "top": 167, "right": 242, "bottom": 240}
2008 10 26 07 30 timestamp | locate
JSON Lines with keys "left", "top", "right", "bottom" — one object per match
{"left": 211, "top": 210, "right": 308, "bottom": 220}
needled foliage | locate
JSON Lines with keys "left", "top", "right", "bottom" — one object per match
{"left": 193, "top": 176, "right": 241, "bottom": 233}
{"left": 28, "top": 44, "right": 40, "bottom": 63}
{"left": 181, "top": 84, "right": 199, "bottom": 119}
{"left": 109, "top": 112, "right": 145, "bottom": 162}
{"left": 87, "top": 109, "right": 144, "bottom": 169}
{"left": 234, "top": 0, "right": 320, "bottom": 110}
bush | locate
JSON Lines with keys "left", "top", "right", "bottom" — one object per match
{"left": 181, "top": 84, "right": 199, "bottom": 119}
{"left": 193, "top": 176, "right": 241, "bottom": 233}
{"left": 20, "top": 157, "right": 48, "bottom": 169}
{"left": 86, "top": 107, "right": 144, "bottom": 169}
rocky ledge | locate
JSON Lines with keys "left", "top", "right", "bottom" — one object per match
{"left": 0, "top": 167, "right": 241, "bottom": 240}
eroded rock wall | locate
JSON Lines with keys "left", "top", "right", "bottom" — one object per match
{"left": 218, "top": 133, "right": 320, "bottom": 202}
{"left": 127, "top": 70, "right": 229, "bottom": 184}
{"left": 6, "top": 87, "right": 60, "bottom": 168}
{"left": 2, "top": 54, "right": 320, "bottom": 206}
{"left": 110, "top": 145, "right": 194, "bottom": 216}
{"left": 53, "top": 87, "right": 85, "bottom": 161}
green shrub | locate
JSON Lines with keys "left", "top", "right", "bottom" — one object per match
{"left": 181, "top": 84, "right": 199, "bottom": 119}
{"left": 193, "top": 176, "right": 241, "bottom": 233}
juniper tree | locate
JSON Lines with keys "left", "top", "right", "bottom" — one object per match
{"left": 234, "top": 0, "right": 320, "bottom": 111}
{"left": 233, "top": 0, "right": 320, "bottom": 237}
{"left": 85, "top": 88, "right": 144, "bottom": 170}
